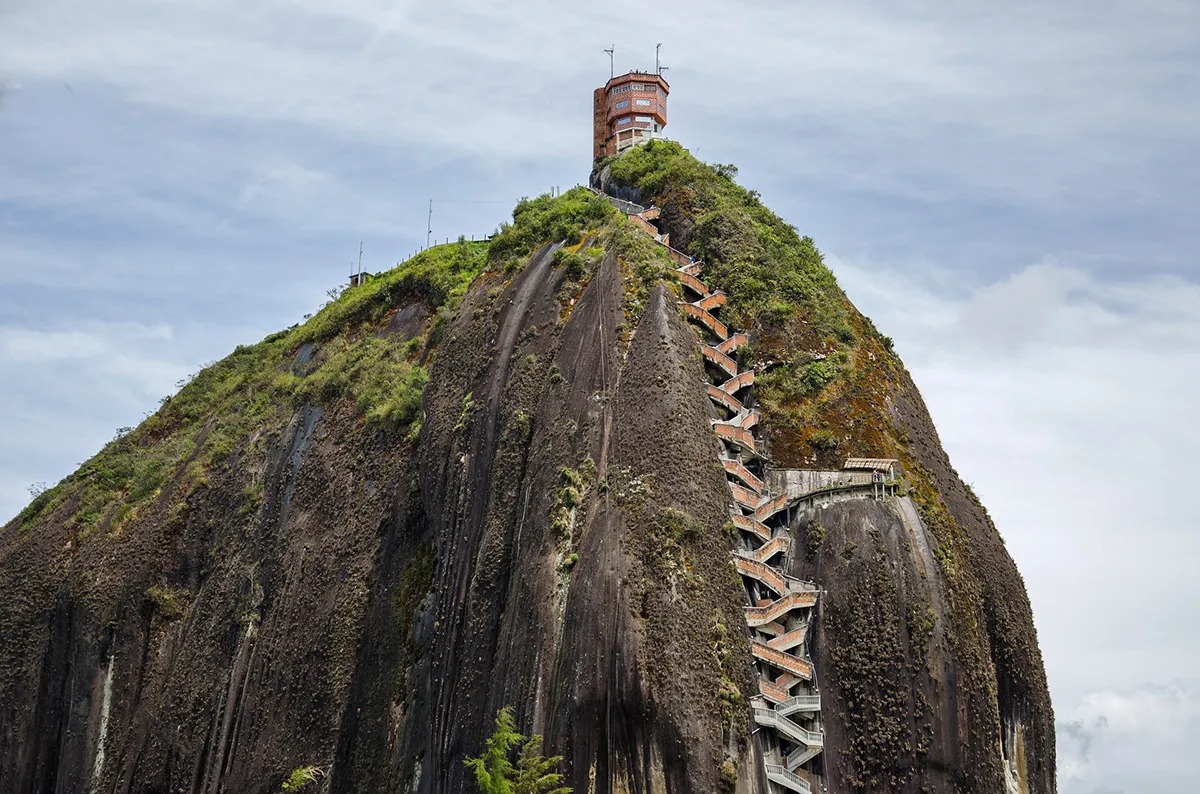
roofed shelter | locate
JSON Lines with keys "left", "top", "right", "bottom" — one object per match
{"left": 843, "top": 458, "right": 902, "bottom": 479}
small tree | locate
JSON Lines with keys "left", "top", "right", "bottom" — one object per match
{"left": 514, "top": 734, "right": 571, "bottom": 794}
{"left": 466, "top": 707, "right": 572, "bottom": 794}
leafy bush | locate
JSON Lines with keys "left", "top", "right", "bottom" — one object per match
{"left": 145, "top": 585, "right": 190, "bottom": 620}
{"left": 552, "top": 249, "right": 585, "bottom": 280}
{"left": 607, "top": 140, "right": 846, "bottom": 337}
{"left": 805, "top": 519, "right": 827, "bottom": 557}
{"left": 465, "top": 707, "right": 571, "bottom": 794}
{"left": 280, "top": 765, "right": 325, "bottom": 792}
{"left": 489, "top": 188, "right": 616, "bottom": 266}
{"left": 294, "top": 336, "right": 428, "bottom": 434}
{"left": 291, "top": 239, "right": 489, "bottom": 346}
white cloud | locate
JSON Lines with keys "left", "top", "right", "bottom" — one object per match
{"left": 1057, "top": 682, "right": 1200, "bottom": 791}
{"left": 1073, "top": 683, "right": 1200, "bottom": 738}
{"left": 0, "top": 323, "right": 172, "bottom": 362}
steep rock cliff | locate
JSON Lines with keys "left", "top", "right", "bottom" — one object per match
{"left": 0, "top": 144, "right": 1053, "bottom": 794}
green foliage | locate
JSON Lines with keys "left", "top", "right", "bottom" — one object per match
{"left": 808, "top": 429, "right": 839, "bottom": 451}
{"left": 465, "top": 707, "right": 571, "bottom": 794}
{"left": 557, "top": 485, "right": 581, "bottom": 509}
{"left": 659, "top": 507, "right": 705, "bottom": 543}
{"left": 805, "top": 519, "right": 827, "bottom": 557}
{"left": 605, "top": 140, "right": 862, "bottom": 444}
{"left": 552, "top": 249, "right": 585, "bottom": 280}
{"left": 719, "top": 758, "right": 739, "bottom": 791}
{"left": 292, "top": 238, "right": 489, "bottom": 346}
{"left": 294, "top": 336, "right": 428, "bottom": 434}
{"left": 906, "top": 602, "right": 937, "bottom": 658}
{"left": 8, "top": 239, "right": 488, "bottom": 535}
{"left": 455, "top": 391, "right": 479, "bottom": 434}
{"left": 489, "top": 188, "right": 617, "bottom": 267}
{"left": 606, "top": 140, "right": 846, "bottom": 335}
{"left": 280, "top": 765, "right": 325, "bottom": 792}
{"left": 549, "top": 465, "right": 589, "bottom": 542}
{"left": 932, "top": 542, "right": 957, "bottom": 575}
{"left": 755, "top": 351, "right": 850, "bottom": 429}
{"left": 145, "top": 585, "right": 189, "bottom": 621}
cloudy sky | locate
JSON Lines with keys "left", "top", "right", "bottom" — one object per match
{"left": 2, "top": 1, "right": 1196, "bottom": 790}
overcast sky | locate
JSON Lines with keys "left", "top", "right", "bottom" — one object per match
{"left": 1, "top": 2, "right": 1196, "bottom": 791}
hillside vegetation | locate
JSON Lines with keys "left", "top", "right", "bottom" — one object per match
{"left": 600, "top": 140, "right": 906, "bottom": 469}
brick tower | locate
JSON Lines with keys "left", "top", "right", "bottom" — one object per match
{"left": 592, "top": 71, "right": 669, "bottom": 161}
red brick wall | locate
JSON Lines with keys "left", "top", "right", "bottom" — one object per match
{"left": 594, "top": 71, "right": 670, "bottom": 160}
{"left": 593, "top": 88, "right": 608, "bottom": 161}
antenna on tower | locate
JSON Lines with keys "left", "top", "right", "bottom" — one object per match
{"left": 656, "top": 43, "right": 669, "bottom": 76}
{"left": 604, "top": 45, "right": 614, "bottom": 79}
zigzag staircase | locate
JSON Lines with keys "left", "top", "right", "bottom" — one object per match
{"left": 612, "top": 197, "right": 826, "bottom": 794}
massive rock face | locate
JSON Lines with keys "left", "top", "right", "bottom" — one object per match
{"left": 0, "top": 148, "right": 1054, "bottom": 793}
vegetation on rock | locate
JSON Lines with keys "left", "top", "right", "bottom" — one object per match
{"left": 280, "top": 765, "right": 325, "bottom": 792}
{"left": 465, "top": 707, "right": 571, "bottom": 794}
{"left": 6, "top": 239, "right": 490, "bottom": 535}
{"left": 601, "top": 140, "right": 909, "bottom": 470}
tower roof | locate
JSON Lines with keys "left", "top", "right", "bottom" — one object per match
{"left": 603, "top": 70, "right": 670, "bottom": 92}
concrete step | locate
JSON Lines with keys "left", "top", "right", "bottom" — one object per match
{"left": 751, "top": 640, "right": 814, "bottom": 679}
{"left": 701, "top": 345, "right": 738, "bottom": 378}
{"left": 729, "top": 409, "right": 759, "bottom": 430}
{"left": 758, "top": 677, "right": 791, "bottom": 703}
{"left": 721, "top": 459, "right": 765, "bottom": 492}
{"left": 734, "top": 556, "right": 814, "bottom": 598}
{"left": 677, "top": 271, "right": 711, "bottom": 298}
{"left": 730, "top": 513, "right": 772, "bottom": 542}
{"left": 681, "top": 303, "right": 728, "bottom": 340}
{"left": 767, "top": 625, "right": 809, "bottom": 652}
{"left": 698, "top": 291, "right": 727, "bottom": 311}
{"left": 717, "top": 332, "right": 749, "bottom": 356}
{"left": 746, "top": 536, "right": 788, "bottom": 565}
{"left": 752, "top": 702, "right": 824, "bottom": 749}
{"left": 629, "top": 214, "right": 658, "bottom": 237}
{"left": 764, "top": 765, "right": 813, "bottom": 794}
{"left": 669, "top": 249, "right": 700, "bottom": 272}
{"left": 713, "top": 423, "right": 758, "bottom": 455}
{"left": 719, "top": 369, "right": 754, "bottom": 395}
{"left": 706, "top": 384, "right": 743, "bottom": 414}
{"left": 754, "top": 492, "right": 789, "bottom": 522}
{"left": 774, "top": 673, "right": 801, "bottom": 691}
{"left": 729, "top": 481, "right": 763, "bottom": 511}
{"left": 777, "top": 693, "right": 821, "bottom": 716}
{"left": 745, "top": 592, "right": 818, "bottom": 627}
{"left": 786, "top": 744, "right": 823, "bottom": 770}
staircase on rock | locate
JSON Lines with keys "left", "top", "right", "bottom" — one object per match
{"left": 611, "top": 194, "right": 827, "bottom": 794}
